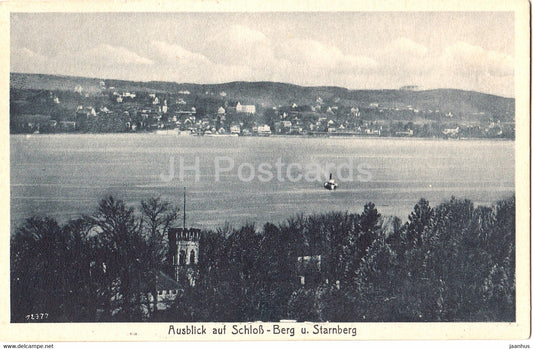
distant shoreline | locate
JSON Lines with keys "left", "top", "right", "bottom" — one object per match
{"left": 10, "top": 132, "right": 515, "bottom": 141}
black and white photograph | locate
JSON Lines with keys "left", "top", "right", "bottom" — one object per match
{"left": 1, "top": 0, "right": 530, "bottom": 343}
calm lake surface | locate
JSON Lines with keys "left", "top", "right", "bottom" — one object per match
{"left": 10, "top": 134, "right": 515, "bottom": 230}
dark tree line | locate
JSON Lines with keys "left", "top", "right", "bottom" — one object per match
{"left": 11, "top": 196, "right": 178, "bottom": 322}
{"left": 11, "top": 195, "right": 515, "bottom": 322}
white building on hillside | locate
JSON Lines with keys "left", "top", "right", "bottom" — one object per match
{"left": 236, "top": 102, "right": 256, "bottom": 114}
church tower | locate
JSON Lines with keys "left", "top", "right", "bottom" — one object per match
{"left": 167, "top": 187, "right": 200, "bottom": 286}
{"left": 168, "top": 228, "right": 200, "bottom": 286}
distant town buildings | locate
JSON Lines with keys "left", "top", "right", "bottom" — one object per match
{"left": 442, "top": 127, "right": 460, "bottom": 137}
{"left": 257, "top": 124, "right": 271, "bottom": 136}
{"left": 230, "top": 124, "right": 241, "bottom": 134}
{"left": 236, "top": 102, "right": 256, "bottom": 114}
{"left": 9, "top": 77, "right": 514, "bottom": 139}
{"left": 395, "top": 129, "right": 414, "bottom": 137}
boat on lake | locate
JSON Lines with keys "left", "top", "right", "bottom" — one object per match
{"left": 324, "top": 173, "right": 338, "bottom": 190}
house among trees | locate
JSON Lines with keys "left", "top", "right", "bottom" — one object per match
{"left": 442, "top": 127, "right": 460, "bottom": 137}
{"left": 257, "top": 124, "right": 271, "bottom": 136}
{"left": 296, "top": 255, "right": 323, "bottom": 286}
{"left": 236, "top": 102, "right": 256, "bottom": 114}
{"left": 152, "top": 271, "right": 181, "bottom": 311}
{"left": 230, "top": 124, "right": 241, "bottom": 134}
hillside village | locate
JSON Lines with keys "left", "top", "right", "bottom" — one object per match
{"left": 10, "top": 73, "right": 515, "bottom": 138}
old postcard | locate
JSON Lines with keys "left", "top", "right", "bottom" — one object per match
{"left": 0, "top": 0, "right": 530, "bottom": 343}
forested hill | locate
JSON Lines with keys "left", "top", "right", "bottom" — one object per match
{"left": 11, "top": 73, "right": 514, "bottom": 120}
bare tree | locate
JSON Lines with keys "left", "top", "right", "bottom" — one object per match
{"left": 140, "top": 196, "right": 179, "bottom": 317}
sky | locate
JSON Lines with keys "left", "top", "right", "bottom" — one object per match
{"left": 10, "top": 12, "right": 515, "bottom": 97}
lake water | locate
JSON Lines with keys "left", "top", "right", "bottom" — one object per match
{"left": 10, "top": 134, "right": 515, "bottom": 231}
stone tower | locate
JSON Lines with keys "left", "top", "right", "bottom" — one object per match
{"left": 168, "top": 228, "right": 200, "bottom": 286}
